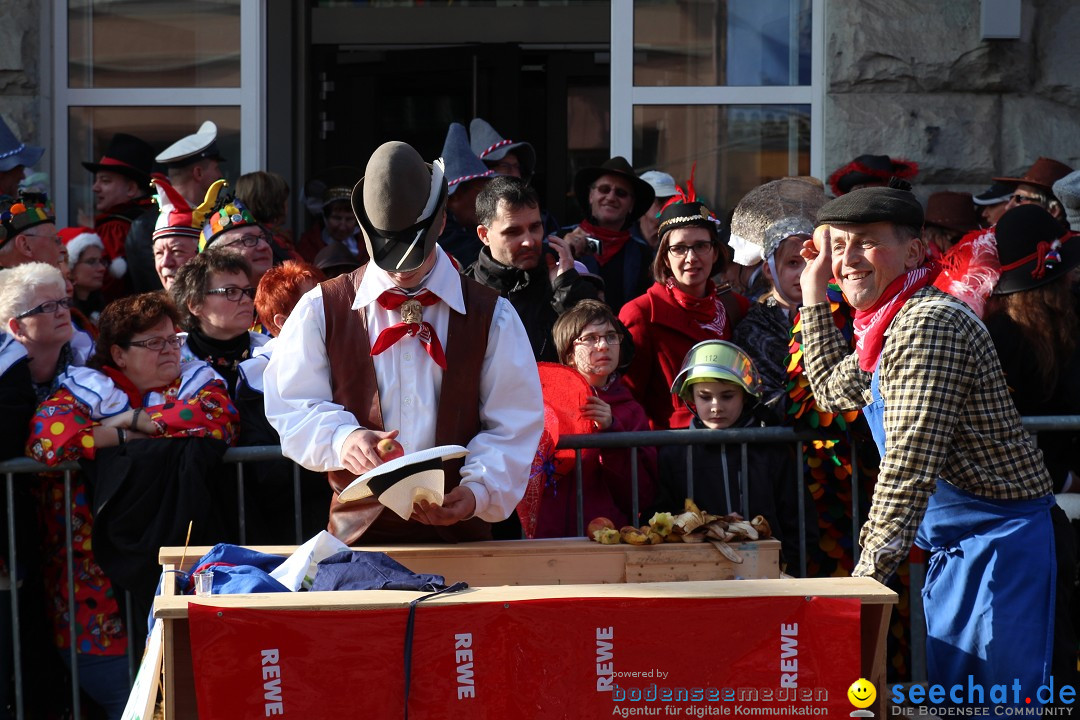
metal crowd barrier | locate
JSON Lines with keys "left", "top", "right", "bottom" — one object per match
{"left": 0, "top": 415, "right": 1077, "bottom": 718}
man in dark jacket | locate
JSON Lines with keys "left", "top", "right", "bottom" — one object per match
{"left": 466, "top": 176, "right": 599, "bottom": 362}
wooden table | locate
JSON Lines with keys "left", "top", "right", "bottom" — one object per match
{"left": 154, "top": 540, "right": 895, "bottom": 718}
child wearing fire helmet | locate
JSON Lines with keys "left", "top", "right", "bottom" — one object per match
{"left": 651, "top": 340, "right": 816, "bottom": 573}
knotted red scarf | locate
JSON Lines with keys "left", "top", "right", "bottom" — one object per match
{"left": 370, "top": 288, "right": 447, "bottom": 369}
{"left": 852, "top": 263, "right": 940, "bottom": 372}
{"left": 578, "top": 220, "right": 630, "bottom": 267}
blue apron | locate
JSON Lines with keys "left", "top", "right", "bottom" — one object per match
{"left": 865, "top": 368, "right": 1056, "bottom": 705}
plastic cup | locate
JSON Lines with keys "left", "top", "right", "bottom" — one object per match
{"left": 193, "top": 569, "right": 214, "bottom": 596}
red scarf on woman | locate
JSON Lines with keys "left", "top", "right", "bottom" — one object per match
{"left": 852, "top": 263, "right": 940, "bottom": 372}
{"left": 578, "top": 220, "right": 630, "bottom": 267}
{"left": 665, "top": 278, "right": 730, "bottom": 336}
{"left": 102, "top": 365, "right": 145, "bottom": 407}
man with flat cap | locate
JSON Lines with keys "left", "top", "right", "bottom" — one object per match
{"left": 798, "top": 181, "right": 1073, "bottom": 702}
{"left": 125, "top": 121, "right": 227, "bottom": 292}
{"left": 264, "top": 141, "right": 543, "bottom": 544}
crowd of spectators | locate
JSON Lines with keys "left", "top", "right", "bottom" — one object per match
{"left": 0, "top": 114, "right": 1078, "bottom": 716}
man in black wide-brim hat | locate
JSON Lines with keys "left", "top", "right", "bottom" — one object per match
{"left": 264, "top": 141, "right": 543, "bottom": 546}
{"left": 562, "top": 156, "right": 655, "bottom": 313}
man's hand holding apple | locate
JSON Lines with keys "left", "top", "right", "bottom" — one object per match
{"left": 340, "top": 428, "right": 402, "bottom": 475}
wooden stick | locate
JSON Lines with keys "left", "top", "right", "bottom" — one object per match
{"left": 177, "top": 520, "right": 194, "bottom": 572}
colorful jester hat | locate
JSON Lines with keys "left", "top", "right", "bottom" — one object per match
{"left": 193, "top": 178, "right": 259, "bottom": 252}
{"left": 0, "top": 191, "right": 53, "bottom": 249}
{"left": 150, "top": 173, "right": 200, "bottom": 242}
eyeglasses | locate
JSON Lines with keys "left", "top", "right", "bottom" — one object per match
{"left": 206, "top": 286, "right": 256, "bottom": 302}
{"left": 491, "top": 160, "right": 521, "bottom": 174}
{"left": 127, "top": 335, "right": 184, "bottom": 352}
{"left": 667, "top": 240, "right": 716, "bottom": 257}
{"left": 15, "top": 297, "right": 72, "bottom": 319}
{"left": 592, "top": 184, "right": 631, "bottom": 199}
{"left": 1010, "top": 193, "right": 1046, "bottom": 206}
{"left": 76, "top": 257, "right": 110, "bottom": 268}
{"left": 574, "top": 332, "right": 621, "bottom": 348}
{"left": 221, "top": 232, "right": 270, "bottom": 249}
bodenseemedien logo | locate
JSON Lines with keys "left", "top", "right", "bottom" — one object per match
{"left": 848, "top": 677, "right": 876, "bottom": 717}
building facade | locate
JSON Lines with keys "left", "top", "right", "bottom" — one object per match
{"left": 1, "top": 0, "right": 1077, "bottom": 233}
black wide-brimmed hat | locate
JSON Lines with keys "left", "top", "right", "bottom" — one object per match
{"left": 351, "top": 141, "right": 447, "bottom": 273}
{"left": 573, "top": 157, "right": 656, "bottom": 226}
{"left": 826, "top": 154, "right": 918, "bottom": 197}
{"left": 993, "top": 204, "right": 1080, "bottom": 295}
{"left": 82, "top": 133, "right": 154, "bottom": 186}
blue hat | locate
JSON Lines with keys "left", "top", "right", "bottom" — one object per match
{"left": 441, "top": 123, "right": 492, "bottom": 197}
{"left": 469, "top": 118, "right": 536, "bottom": 182}
{"left": 0, "top": 117, "right": 44, "bottom": 174}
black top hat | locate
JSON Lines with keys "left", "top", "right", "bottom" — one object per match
{"left": 573, "top": 157, "right": 656, "bottom": 228}
{"left": 82, "top": 133, "right": 155, "bottom": 187}
{"left": 827, "top": 154, "right": 918, "bottom": 197}
{"left": 351, "top": 141, "right": 447, "bottom": 273}
{"left": 993, "top": 204, "right": 1080, "bottom": 295}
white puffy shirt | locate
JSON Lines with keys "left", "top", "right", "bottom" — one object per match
{"left": 264, "top": 247, "right": 544, "bottom": 522}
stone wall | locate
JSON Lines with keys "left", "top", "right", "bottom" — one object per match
{"left": 0, "top": 0, "right": 44, "bottom": 163}
{"left": 825, "top": 0, "right": 1080, "bottom": 199}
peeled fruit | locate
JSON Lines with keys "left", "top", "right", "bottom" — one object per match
{"left": 376, "top": 438, "right": 404, "bottom": 461}
{"left": 648, "top": 512, "right": 675, "bottom": 537}
{"left": 594, "top": 527, "right": 621, "bottom": 544}
{"left": 586, "top": 517, "right": 616, "bottom": 540}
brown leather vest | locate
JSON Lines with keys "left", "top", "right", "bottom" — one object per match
{"left": 321, "top": 264, "right": 499, "bottom": 544}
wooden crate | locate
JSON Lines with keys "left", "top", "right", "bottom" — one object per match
{"left": 158, "top": 537, "right": 781, "bottom": 592}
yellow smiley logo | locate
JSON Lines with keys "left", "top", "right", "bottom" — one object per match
{"left": 847, "top": 678, "right": 877, "bottom": 708}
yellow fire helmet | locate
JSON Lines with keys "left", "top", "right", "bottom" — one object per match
{"left": 670, "top": 340, "right": 763, "bottom": 402}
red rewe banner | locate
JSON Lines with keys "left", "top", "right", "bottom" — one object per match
{"left": 188, "top": 596, "right": 860, "bottom": 719}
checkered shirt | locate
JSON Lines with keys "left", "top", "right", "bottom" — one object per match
{"left": 800, "top": 286, "right": 1053, "bottom": 582}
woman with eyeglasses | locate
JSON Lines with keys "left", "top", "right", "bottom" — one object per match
{"left": 194, "top": 179, "right": 279, "bottom": 283}
{"left": 24, "top": 291, "right": 238, "bottom": 719}
{"left": 533, "top": 300, "right": 656, "bottom": 537}
{"left": 171, "top": 246, "right": 269, "bottom": 394}
{"left": 618, "top": 196, "right": 750, "bottom": 430}
{"left": 0, "top": 262, "right": 90, "bottom": 411}
{"left": 59, "top": 226, "right": 109, "bottom": 326}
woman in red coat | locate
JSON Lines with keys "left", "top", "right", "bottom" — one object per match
{"left": 534, "top": 300, "right": 657, "bottom": 537}
{"left": 619, "top": 199, "right": 749, "bottom": 429}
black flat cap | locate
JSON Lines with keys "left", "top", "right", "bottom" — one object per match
{"left": 817, "top": 186, "right": 924, "bottom": 228}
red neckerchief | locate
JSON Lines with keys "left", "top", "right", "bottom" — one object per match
{"left": 370, "top": 288, "right": 447, "bottom": 369}
{"left": 578, "top": 220, "right": 630, "bottom": 267}
{"left": 664, "top": 277, "right": 730, "bottom": 334}
{"left": 852, "top": 263, "right": 940, "bottom": 372}
{"left": 102, "top": 366, "right": 145, "bottom": 408}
